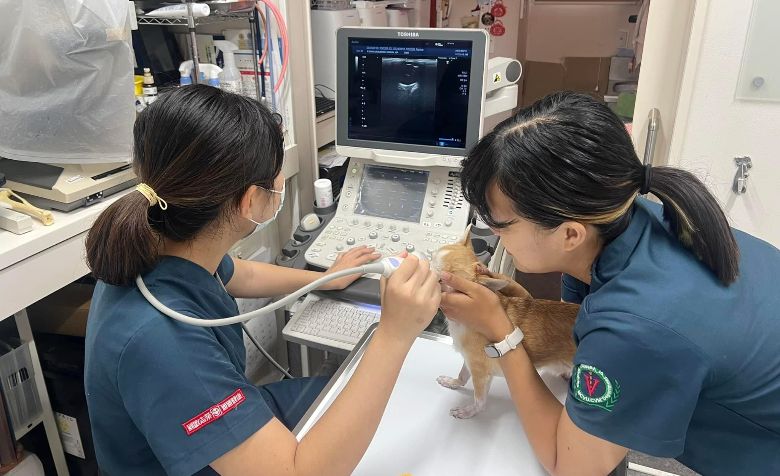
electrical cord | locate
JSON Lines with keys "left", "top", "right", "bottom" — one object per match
{"left": 136, "top": 259, "right": 400, "bottom": 328}
{"left": 255, "top": 0, "right": 288, "bottom": 92}
{"left": 241, "top": 323, "right": 293, "bottom": 379}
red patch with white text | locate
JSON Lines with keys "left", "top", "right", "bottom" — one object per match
{"left": 182, "top": 389, "right": 246, "bottom": 436}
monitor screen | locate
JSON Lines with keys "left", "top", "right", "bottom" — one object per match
{"left": 346, "top": 38, "right": 473, "bottom": 149}
{"left": 337, "top": 28, "right": 487, "bottom": 160}
{"left": 354, "top": 165, "right": 429, "bottom": 222}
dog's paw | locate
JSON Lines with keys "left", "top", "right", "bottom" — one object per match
{"left": 450, "top": 403, "right": 483, "bottom": 419}
{"left": 437, "top": 376, "right": 464, "bottom": 389}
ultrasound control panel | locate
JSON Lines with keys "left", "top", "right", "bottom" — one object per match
{"left": 304, "top": 158, "right": 470, "bottom": 269}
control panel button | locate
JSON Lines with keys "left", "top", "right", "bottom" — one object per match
{"left": 327, "top": 253, "right": 337, "bottom": 260}
{"left": 426, "top": 210, "right": 434, "bottom": 218}
{"left": 364, "top": 220, "right": 371, "bottom": 226}
{"left": 369, "top": 231, "right": 378, "bottom": 239}
{"left": 405, "top": 244, "right": 415, "bottom": 252}
{"left": 444, "top": 218, "right": 453, "bottom": 227}
{"left": 315, "top": 241, "right": 325, "bottom": 247}
{"left": 389, "top": 224, "right": 397, "bottom": 231}
{"left": 346, "top": 237, "right": 356, "bottom": 245}
{"left": 336, "top": 245, "right": 344, "bottom": 251}
{"left": 426, "top": 248, "right": 434, "bottom": 255}
{"left": 428, "top": 199, "right": 436, "bottom": 206}
{"left": 391, "top": 234, "right": 400, "bottom": 242}
{"left": 402, "top": 226, "right": 410, "bottom": 233}
{"left": 376, "top": 223, "right": 383, "bottom": 229}
{"left": 351, "top": 218, "right": 359, "bottom": 225}
{"left": 351, "top": 167, "right": 358, "bottom": 174}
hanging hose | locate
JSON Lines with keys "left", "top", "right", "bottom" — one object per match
{"left": 255, "top": 0, "right": 289, "bottom": 92}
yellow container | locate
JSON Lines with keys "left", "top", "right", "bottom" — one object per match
{"left": 134, "top": 75, "right": 144, "bottom": 96}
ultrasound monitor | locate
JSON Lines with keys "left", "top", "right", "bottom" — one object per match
{"left": 336, "top": 28, "right": 488, "bottom": 165}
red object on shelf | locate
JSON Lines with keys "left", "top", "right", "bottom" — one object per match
{"left": 491, "top": 0, "right": 506, "bottom": 18}
{"left": 490, "top": 19, "right": 506, "bottom": 36}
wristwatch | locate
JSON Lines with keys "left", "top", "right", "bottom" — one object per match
{"left": 484, "top": 327, "right": 524, "bottom": 358}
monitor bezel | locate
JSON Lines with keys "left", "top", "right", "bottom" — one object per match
{"left": 336, "top": 27, "right": 488, "bottom": 159}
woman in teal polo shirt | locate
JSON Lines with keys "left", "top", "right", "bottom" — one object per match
{"left": 84, "top": 85, "right": 441, "bottom": 475}
{"left": 440, "top": 92, "right": 780, "bottom": 475}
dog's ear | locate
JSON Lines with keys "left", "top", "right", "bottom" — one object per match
{"left": 478, "top": 276, "right": 510, "bottom": 292}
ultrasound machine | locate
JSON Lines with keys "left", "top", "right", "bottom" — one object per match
{"left": 279, "top": 27, "right": 521, "bottom": 361}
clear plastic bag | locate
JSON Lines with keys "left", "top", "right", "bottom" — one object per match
{"left": 0, "top": 0, "right": 134, "bottom": 164}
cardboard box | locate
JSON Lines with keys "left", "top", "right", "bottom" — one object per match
{"left": 522, "top": 57, "right": 611, "bottom": 107}
{"left": 27, "top": 284, "right": 93, "bottom": 338}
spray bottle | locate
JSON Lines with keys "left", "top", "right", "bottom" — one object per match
{"left": 179, "top": 60, "right": 194, "bottom": 86}
{"left": 199, "top": 64, "right": 223, "bottom": 88}
{"left": 214, "top": 40, "right": 242, "bottom": 95}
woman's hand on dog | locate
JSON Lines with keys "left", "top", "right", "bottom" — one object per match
{"left": 439, "top": 271, "right": 515, "bottom": 342}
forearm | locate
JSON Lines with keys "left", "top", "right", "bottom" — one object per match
{"left": 228, "top": 260, "right": 326, "bottom": 298}
{"left": 499, "top": 345, "right": 564, "bottom": 473}
{"left": 295, "top": 328, "right": 411, "bottom": 476}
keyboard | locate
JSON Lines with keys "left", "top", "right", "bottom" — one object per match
{"left": 315, "top": 96, "right": 335, "bottom": 116}
{"left": 283, "top": 294, "right": 380, "bottom": 351}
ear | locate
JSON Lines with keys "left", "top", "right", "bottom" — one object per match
{"left": 560, "top": 221, "right": 588, "bottom": 252}
{"left": 239, "top": 185, "right": 259, "bottom": 219}
{"left": 460, "top": 224, "right": 473, "bottom": 249}
{"left": 478, "top": 276, "right": 510, "bottom": 292}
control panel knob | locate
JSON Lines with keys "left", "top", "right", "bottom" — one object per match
{"left": 346, "top": 237, "right": 356, "bottom": 245}
{"left": 444, "top": 218, "right": 453, "bottom": 227}
{"left": 406, "top": 244, "right": 415, "bottom": 252}
{"left": 368, "top": 231, "right": 378, "bottom": 239}
{"left": 391, "top": 234, "right": 401, "bottom": 242}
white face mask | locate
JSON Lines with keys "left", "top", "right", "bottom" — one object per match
{"left": 247, "top": 183, "right": 285, "bottom": 235}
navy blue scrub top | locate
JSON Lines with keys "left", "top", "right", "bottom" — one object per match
{"left": 85, "top": 256, "right": 274, "bottom": 476}
{"left": 562, "top": 198, "right": 780, "bottom": 475}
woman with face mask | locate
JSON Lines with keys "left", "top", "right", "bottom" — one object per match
{"left": 84, "top": 85, "right": 441, "bottom": 476}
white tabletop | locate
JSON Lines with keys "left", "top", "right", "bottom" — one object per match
{"left": 0, "top": 193, "right": 126, "bottom": 271}
{"left": 297, "top": 334, "right": 569, "bottom": 476}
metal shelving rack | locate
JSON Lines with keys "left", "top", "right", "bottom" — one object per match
{"left": 136, "top": 1, "right": 263, "bottom": 100}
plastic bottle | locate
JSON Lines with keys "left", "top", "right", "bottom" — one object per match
{"left": 142, "top": 68, "right": 158, "bottom": 104}
{"left": 214, "top": 40, "right": 243, "bottom": 95}
{"left": 199, "top": 64, "right": 223, "bottom": 89}
{"left": 179, "top": 60, "right": 194, "bottom": 86}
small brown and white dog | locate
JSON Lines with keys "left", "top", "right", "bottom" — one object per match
{"left": 432, "top": 229, "right": 579, "bottom": 418}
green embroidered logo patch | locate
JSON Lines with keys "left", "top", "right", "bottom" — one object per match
{"left": 573, "top": 364, "right": 620, "bottom": 412}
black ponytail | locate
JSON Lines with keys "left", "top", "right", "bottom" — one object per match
{"left": 648, "top": 167, "right": 739, "bottom": 284}
{"left": 86, "top": 85, "right": 284, "bottom": 286}
{"left": 461, "top": 91, "right": 740, "bottom": 285}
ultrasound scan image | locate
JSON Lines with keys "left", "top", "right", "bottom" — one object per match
{"left": 380, "top": 58, "right": 437, "bottom": 137}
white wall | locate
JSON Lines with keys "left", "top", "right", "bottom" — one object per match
{"left": 448, "top": 0, "right": 520, "bottom": 59}
{"left": 669, "top": 0, "right": 780, "bottom": 245}
{"left": 524, "top": 1, "right": 640, "bottom": 62}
